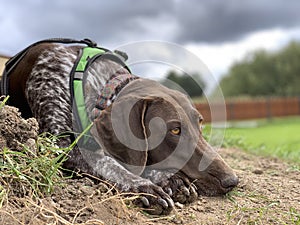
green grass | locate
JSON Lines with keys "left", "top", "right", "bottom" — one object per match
{"left": 204, "top": 116, "right": 300, "bottom": 163}
{"left": 0, "top": 134, "right": 69, "bottom": 198}
{"left": 0, "top": 126, "right": 93, "bottom": 200}
{"left": 0, "top": 96, "right": 68, "bottom": 198}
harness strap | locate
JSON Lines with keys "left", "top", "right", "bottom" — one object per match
{"left": 71, "top": 47, "right": 107, "bottom": 137}
{"left": 70, "top": 46, "right": 133, "bottom": 149}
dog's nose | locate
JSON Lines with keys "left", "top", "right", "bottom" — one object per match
{"left": 221, "top": 175, "right": 239, "bottom": 189}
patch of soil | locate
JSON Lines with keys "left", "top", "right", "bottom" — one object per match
{"left": 0, "top": 103, "right": 299, "bottom": 224}
{"left": 0, "top": 177, "right": 147, "bottom": 225}
{"left": 0, "top": 103, "right": 38, "bottom": 151}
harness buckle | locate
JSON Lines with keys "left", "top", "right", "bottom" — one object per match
{"left": 82, "top": 38, "right": 97, "bottom": 48}
{"left": 114, "top": 50, "right": 129, "bottom": 61}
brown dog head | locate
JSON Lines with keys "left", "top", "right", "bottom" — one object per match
{"left": 92, "top": 78, "right": 238, "bottom": 196}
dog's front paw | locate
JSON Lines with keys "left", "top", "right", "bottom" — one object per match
{"left": 159, "top": 174, "right": 198, "bottom": 204}
{"left": 143, "top": 170, "right": 198, "bottom": 204}
{"left": 132, "top": 182, "right": 174, "bottom": 215}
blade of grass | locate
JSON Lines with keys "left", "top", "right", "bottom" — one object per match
{"left": 0, "top": 96, "right": 9, "bottom": 110}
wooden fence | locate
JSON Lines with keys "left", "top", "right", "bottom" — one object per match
{"left": 195, "top": 97, "right": 300, "bottom": 122}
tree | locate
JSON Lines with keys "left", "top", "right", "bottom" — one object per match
{"left": 218, "top": 41, "right": 300, "bottom": 97}
{"left": 161, "top": 70, "right": 206, "bottom": 98}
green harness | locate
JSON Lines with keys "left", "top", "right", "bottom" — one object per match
{"left": 70, "top": 45, "right": 131, "bottom": 149}
{"left": 72, "top": 47, "right": 106, "bottom": 134}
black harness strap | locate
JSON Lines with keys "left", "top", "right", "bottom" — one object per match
{"left": 0, "top": 38, "right": 103, "bottom": 97}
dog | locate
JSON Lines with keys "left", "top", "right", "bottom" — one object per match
{"left": 1, "top": 39, "right": 238, "bottom": 215}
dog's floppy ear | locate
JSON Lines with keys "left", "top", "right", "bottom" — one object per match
{"left": 91, "top": 96, "right": 151, "bottom": 175}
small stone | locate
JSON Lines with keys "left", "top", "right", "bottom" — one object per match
{"left": 25, "top": 138, "right": 37, "bottom": 154}
{"left": 197, "top": 206, "right": 205, "bottom": 212}
{"left": 205, "top": 206, "right": 214, "bottom": 213}
{"left": 175, "top": 202, "right": 184, "bottom": 209}
{"left": 79, "top": 186, "right": 93, "bottom": 195}
{"left": 98, "top": 183, "right": 109, "bottom": 193}
{"left": 174, "top": 219, "right": 184, "bottom": 224}
{"left": 62, "top": 199, "right": 73, "bottom": 206}
{"left": 191, "top": 205, "right": 197, "bottom": 210}
{"left": 201, "top": 198, "right": 207, "bottom": 203}
{"left": 252, "top": 169, "right": 263, "bottom": 174}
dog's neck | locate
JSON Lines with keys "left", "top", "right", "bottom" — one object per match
{"left": 83, "top": 58, "right": 137, "bottom": 121}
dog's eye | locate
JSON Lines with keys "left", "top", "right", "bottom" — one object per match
{"left": 199, "top": 118, "right": 203, "bottom": 126}
{"left": 170, "top": 127, "right": 181, "bottom": 135}
{"left": 199, "top": 118, "right": 204, "bottom": 130}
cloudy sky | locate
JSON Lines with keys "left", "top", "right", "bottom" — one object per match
{"left": 1, "top": 0, "right": 300, "bottom": 91}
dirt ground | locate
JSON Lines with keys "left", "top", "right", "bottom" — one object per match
{"left": 0, "top": 103, "right": 299, "bottom": 225}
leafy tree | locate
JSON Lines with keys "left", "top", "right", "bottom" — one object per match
{"left": 219, "top": 41, "right": 300, "bottom": 97}
{"left": 161, "top": 70, "right": 206, "bottom": 97}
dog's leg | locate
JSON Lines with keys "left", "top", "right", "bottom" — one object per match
{"left": 65, "top": 147, "right": 174, "bottom": 215}
{"left": 143, "top": 169, "right": 198, "bottom": 204}
{"left": 25, "top": 45, "right": 76, "bottom": 136}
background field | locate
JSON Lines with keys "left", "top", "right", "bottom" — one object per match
{"left": 204, "top": 116, "right": 300, "bottom": 164}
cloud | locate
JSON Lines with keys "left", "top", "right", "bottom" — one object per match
{"left": 174, "top": 0, "right": 300, "bottom": 43}
{"left": 0, "top": 0, "right": 175, "bottom": 54}
{"left": 2, "top": 0, "right": 300, "bottom": 55}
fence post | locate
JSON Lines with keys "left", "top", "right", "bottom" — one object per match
{"left": 228, "top": 101, "right": 235, "bottom": 121}
{"left": 298, "top": 96, "right": 300, "bottom": 115}
{"left": 266, "top": 97, "right": 272, "bottom": 121}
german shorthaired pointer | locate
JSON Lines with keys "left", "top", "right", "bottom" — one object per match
{"left": 1, "top": 39, "right": 238, "bottom": 215}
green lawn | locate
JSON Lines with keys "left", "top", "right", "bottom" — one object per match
{"left": 204, "top": 116, "right": 300, "bottom": 163}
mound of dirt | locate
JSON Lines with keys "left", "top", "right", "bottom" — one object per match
{"left": 0, "top": 102, "right": 38, "bottom": 151}
{"left": 0, "top": 102, "right": 299, "bottom": 224}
